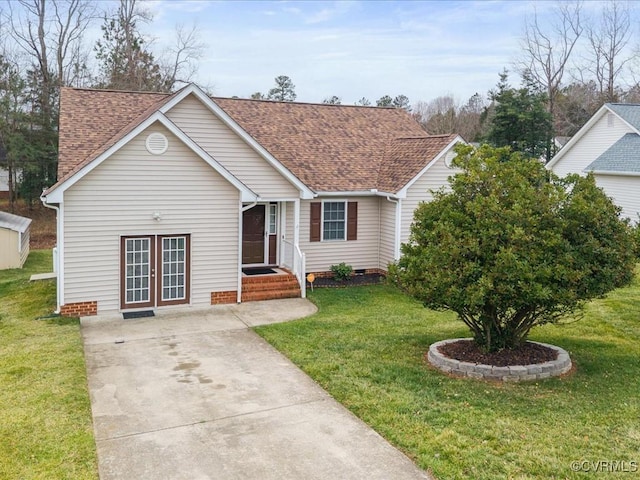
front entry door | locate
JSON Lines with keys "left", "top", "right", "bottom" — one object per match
{"left": 242, "top": 205, "right": 266, "bottom": 264}
{"left": 121, "top": 235, "right": 190, "bottom": 310}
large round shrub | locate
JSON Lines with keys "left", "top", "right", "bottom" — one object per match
{"left": 391, "top": 144, "right": 635, "bottom": 352}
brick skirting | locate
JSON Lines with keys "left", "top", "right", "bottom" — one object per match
{"left": 60, "top": 301, "right": 98, "bottom": 317}
{"left": 211, "top": 291, "right": 238, "bottom": 304}
{"left": 308, "top": 268, "right": 387, "bottom": 278}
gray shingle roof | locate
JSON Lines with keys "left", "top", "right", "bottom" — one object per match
{"left": 0, "top": 211, "right": 32, "bottom": 233}
{"left": 585, "top": 133, "right": 640, "bottom": 173}
{"left": 607, "top": 103, "right": 640, "bottom": 131}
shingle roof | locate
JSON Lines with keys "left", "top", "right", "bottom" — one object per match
{"left": 585, "top": 132, "right": 640, "bottom": 173}
{"left": 0, "top": 211, "right": 31, "bottom": 233}
{"left": 214, "top": 97, "right": 432, "bottom": 192}
{"left": 607, "top": 103, "right": 640, "bottom": 131}
{"left": 56, "top": 86, "right": 458, "bottom": 194}
{"left": 377, "top": 135, "right": 458, "bottom": 192}
{"left": 58, "top": 87, "right": 171, "bottom": 179}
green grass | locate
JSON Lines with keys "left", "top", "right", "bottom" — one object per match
{"left": 255, "top": 277, "right": 640, "bottom": 479}
{"left": 0, "top": 250, "right": 97, "bottom": 479}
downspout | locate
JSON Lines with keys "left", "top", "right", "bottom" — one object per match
{"left": 40, "top": 193, "right": 61, "bottom": 314}
{"left": 386, "top": 196, "right": 402, "bottom": 261}
{"left": 237, "top": 200, "right": 259, "bottom": 303}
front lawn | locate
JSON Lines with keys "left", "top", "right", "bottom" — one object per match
{"left": 0, "top": 250, "right": 97, "bottom": 479}
{"left": 255, "top": 278, "right": 640, "bottom": 479}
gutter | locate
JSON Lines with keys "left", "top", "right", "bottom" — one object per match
{"left": 40, "top": 192, "right": 61, "bottom": 314}
{"left": 385, "top": 195, "right": 402, "bottom": 261}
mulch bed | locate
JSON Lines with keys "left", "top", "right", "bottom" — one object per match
{"left": 438, "top": 339, "right": 558, "bottom": 367}
{"left": 310, "top": 273, "right": 385, "bottom": 288}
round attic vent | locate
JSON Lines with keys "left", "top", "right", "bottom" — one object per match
{"left": 145, "top": 132, "right": 168, "bottom": 155}
{"left": 444, "top": 150, "right": 457, "bottom": 168}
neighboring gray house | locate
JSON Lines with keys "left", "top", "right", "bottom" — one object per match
{"left": 547, "top": 103, "right": 640, "bottom": 223}
{"left": 41, "top": 84, "right": 464, "bottom": 317}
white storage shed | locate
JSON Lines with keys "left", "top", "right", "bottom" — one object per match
{"left": 0, "top": 211, "right": 32, "bottom": 269}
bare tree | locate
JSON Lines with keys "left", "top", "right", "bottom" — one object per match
{"left": 519, "top": 1, "right": 583, "bottom": 121}
{"left": 52, "top": 0, "right": 96, "bottom": 86}
{"left": 413, "top": 95, "right": 459, "bottom": 134}
{"left": 7, "top": 0, "right": 94, "bottom": 87}
{"left": 586, "top": 0, "right": 634, "bottom": 102}
{"left": 160, "top": 23, "right": 205, "bottom": 89}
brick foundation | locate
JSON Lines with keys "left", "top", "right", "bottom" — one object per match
{"left": 60, "top": 301, "right": 98, "bottom": 317}
{"left": 309, "top": 268, "right": 387, "bottom": 278}
{"left": 211, "top": 291, "right": 238, "bottom": 304}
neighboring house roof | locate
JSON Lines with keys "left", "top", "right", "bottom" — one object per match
{"left": 547, "top": 103, "right": 640, "bottom": 170}
{"left": 585, "top": 132, "right": 640, "bottom": 174}
{"left": 606, "top": 103, "right": 640, "bottom": 130}
{"left": 55, "top": 85, "right": 461, "bottom": 195}
{"left": 0, "top": 211, "right": 31, "bottom": 233}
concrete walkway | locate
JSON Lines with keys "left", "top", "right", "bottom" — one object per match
{"left": 81, "top": 299, "right": 432, "bottom": 480}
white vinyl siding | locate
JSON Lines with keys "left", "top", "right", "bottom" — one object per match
{"left": 593, "top": 174, "right": 640, "bottom": 224}
{"left": 166, "top": 94, "right": 299, "bottom": 199}
{"left": 401, "top": 155, "right": 455, "bottom": 244}
{"left": 379, "top": 198, "right": 397, "bottom": 269}
{"left": 285, "top": 201, "right": 295, "bottom": 241}
{"left": 63, "top": 123, "right": 239, "bottom": 313}
{"left": 551, "top": 113, "right": 635, "bottom": 178}
{"left": 300, "top": 196, "right": 379, "bottom": 272}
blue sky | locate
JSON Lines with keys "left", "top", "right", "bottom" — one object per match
{"left": 137, "top": 0, "right": 534, "bottom": 104}
{"left": 82, "top": 1, "right": 634, "bottom": 105}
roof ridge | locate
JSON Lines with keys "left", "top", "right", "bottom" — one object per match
{"left": 62, "top": 86, "right": 173, "bottom": 95}
{"left": 394, "top": 134, "right": 455, "bottom": 140}
{"left": 214, "top": 96, "right": 399, "bottom": 109}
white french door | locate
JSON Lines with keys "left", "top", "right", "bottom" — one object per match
{"left": 120, "top": 235, "right": 190, "bottom": 310}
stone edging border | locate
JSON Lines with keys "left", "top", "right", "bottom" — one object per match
{"left": 427, "top": 339, "right": 572, "bottom": 382}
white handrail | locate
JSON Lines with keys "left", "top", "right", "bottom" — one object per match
{"left": 282, "top": 239, "right": 306, "bottom": 298}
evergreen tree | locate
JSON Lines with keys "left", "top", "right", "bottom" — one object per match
{"left": 267, "top": 75, "right": 296, "bottom": 102}
{"left": 485, "top": 71, "right": 554, "bottom": 161}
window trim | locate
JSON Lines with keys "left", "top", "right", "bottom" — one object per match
{"left": 268, "top": 203, "right": 278, "bottom": 235}
{"left": 321, "top": 200, "right": 347, "bottom": 242}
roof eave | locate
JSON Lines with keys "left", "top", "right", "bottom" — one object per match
{"left": 586, "top": 169, "right": 640, "bottom": 177}
{"left": 43, "top": 111, "right": 258, "bottom": 203}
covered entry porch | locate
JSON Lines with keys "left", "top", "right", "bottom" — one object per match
{"left": 241, "top": 200, "right": 305, "bottom": 301}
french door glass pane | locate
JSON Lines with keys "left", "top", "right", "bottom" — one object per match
{"left": 161, "top": 236, "right": 187, "bottom": 301}
{"left": 125, "top": 238, "right": 150, "bottom": 304}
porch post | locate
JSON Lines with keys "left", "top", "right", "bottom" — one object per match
{"left": 293, "top": 198, "right": 300, "bottom": 274}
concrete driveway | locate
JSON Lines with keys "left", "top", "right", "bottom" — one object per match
{"left": 81, "top": 299, "right": 432, "bottom": 480}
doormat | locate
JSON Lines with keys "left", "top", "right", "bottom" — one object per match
{"left": 242, "top": 267, "right": 278, "bottom": 276}
{"left": 123, "top": 310, "right": 155, "bottom": 320}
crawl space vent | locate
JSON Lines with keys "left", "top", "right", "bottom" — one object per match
{"left": 145, "top": 132, "right": 168, "bottom": 155}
